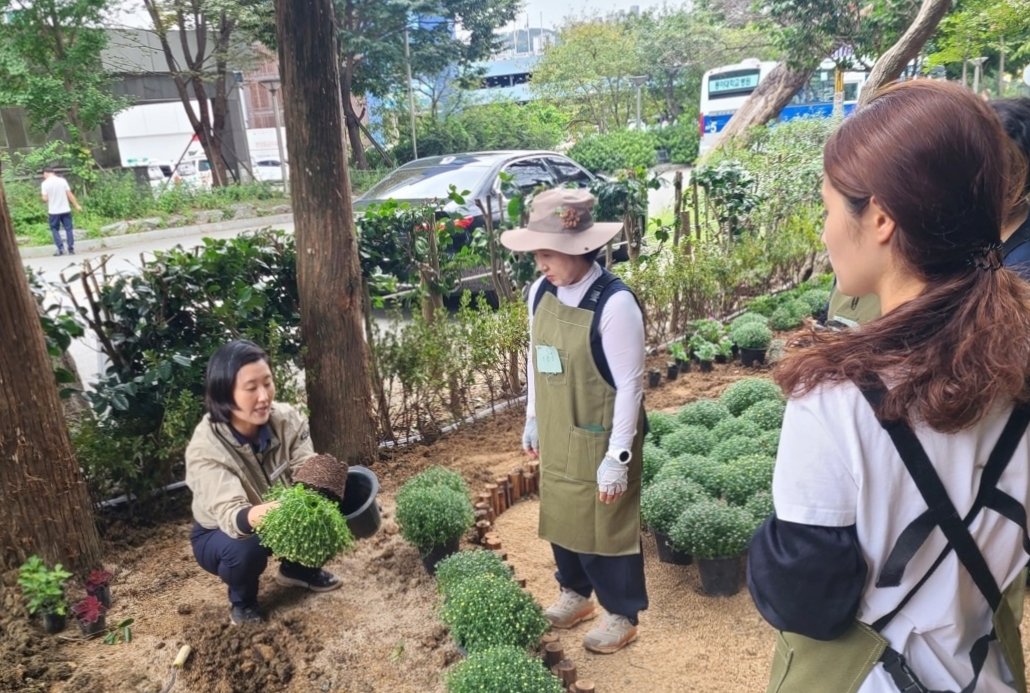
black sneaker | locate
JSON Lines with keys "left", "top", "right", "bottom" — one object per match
{"left": 53, "top": 249, "right": 64, "bottom": 256}
{"left": 275, "top": 566, "right": 341, "bottom": 592}
{"left": 68, "top": 248, "right": 75, "bottom": 255}
{"left": 230, "top": 603, "right": 263, "bottom": 625}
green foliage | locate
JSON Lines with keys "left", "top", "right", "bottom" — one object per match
{"left": 446, "top": 645, "right": 565, "bottom": 693}
{"left": 711, "top": 435, "right": 768, "bottom": 465}
{"left": 676, "top": 399, "right": 731, "bottom": 429}
{"left": 711, "top": 417, "right": 763, "bottom": 443}
{"left": 668, "top": 499, "right": 756, "bottom": 559}
{"left": 645, "top": 411, "right": 678, "bottom": 444}
{"left": 719, "top": 454, "right": 775, "bottom": 505}
{"left": 692, "top": 159, "right": 760, "bottom": 237}
{"left": 642, "top": 442, "right": 673, "bottom": 487}
{"left": 641, "top": 477, "right": 707, "bottom": 534}
{"left": 730, "top": 312, "right": 769, "bottom": 330}
{"left": 758, "top": 429, "right": 781, "bottom": 457}
{"left": 689, "top": 318, "right": 726, "bottom": 344}
{"left": 769, "top": 304, "right": 804, "bottom": 331}
{"left": 720, "top": 378, "right": 784, "bottom": 416}
{"left": 680, "top": 456, "right": 727, "bottom": 497}
{"left": 257, "top": 484, "right": 354, "bottom": 567}
{"left": 17, "top": 556, "right": 73, "bottom": 616}
{"left": 694, "top": 341, "right": 718, "bottom": 362}
{"left": 435, "top": 549, "right": 514, "bottom": 599}
{"left": 740, "top": 399, "right": 786, "bottom": 431}
{"left": 395, "top": 485, "right": 474, "bottom": 553}
{"left": 745, "top": 490, "right": 775, "bottom": 521}
{"left": 656, "top": 121, "right": 700, "bottom": 164}
{"left": 799, "top": 289, "right": 831, "bottom": 316}
{"left": 397, "top": 466, "right": 470, "bottom": 500}
{"left": 568, "top": 130, "right": 658, "bottom": 174}
{"left": 441, "top": 574, "right": 549, "bottom": 653}
{"left": 661, "top": 425, "right": 715, "bottom": 457}
{"left": 730, "top": 321, "right": 772, "bottom": 349}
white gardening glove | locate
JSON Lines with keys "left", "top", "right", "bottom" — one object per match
{"left": 597, "top": 451, "right": 629, "bottom": 504}
{"left": 522, "top": 417, "right": 539, "bottom": 459}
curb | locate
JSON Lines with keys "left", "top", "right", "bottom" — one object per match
{"left": 17, "top": 212, "right": 295, "bottom": 259}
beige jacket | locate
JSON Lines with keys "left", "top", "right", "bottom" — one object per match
{"left": 185, "top": 403, "right": 316, "bottom": 538}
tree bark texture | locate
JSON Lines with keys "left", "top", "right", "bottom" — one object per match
{"left": 0, "top": 173, "right": 101, "bottom": 573}
{"left": 275, "top": 0, "right": 378, "bottom": 465}
{"left": 860, "top": 0, "right": 953, "bottom": 104}
{"left": 706, "top": 62, "right": 816, "bottom": 156}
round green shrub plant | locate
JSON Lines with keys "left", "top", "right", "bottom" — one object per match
{"left": 395, "top": 485, "right": 474, "bottom": 554}
{"left": 680, "top": 456, "right": 727, "bottom": 497}
{"left": 441, "top": 574, "right": 549, "bottom": 653}
{"left": 730, "top": 321, "right": 773, "bottom": 350}
{"left": 719, "top": 454, "right": 775, "bottom": 505}
{"left": 758, "top": 429, "right": 781, "bottom": 457}
{"left": 397, "top": 465, "right": 470, "bottom": 502}
{"left": 711, "top": 435, "right": 768, "bottom": 465}
{"left": 799, "top": 289, "right": 831, "bottom": 316}
{"left": 740, "top": 398, "right": 786, "bottom": 431}
{"left": 652, "top": 453, "right": 709, "bottom": 485}
{"left": 646, "top": 411, "right": 678, "bottom": 445}
{"left": 710, "top": 417, "right": 763, "bottom": 443}
{"left": 258, "top": 484, "right": 355, "bottom": 567}
{"left": 641, "top": 477, "right": 707, "bottom": 534}
{"left": 446, "top": 645, "right": 565, "bottom": 693}
{"left": 668, "top": 499, "right": 756, "bottom": 559}
{"left": 676, "top": 399, "right": 731, "bottom": 429}
{"left": 642, "top": 442, "right": 673, "bottom": 487}
{"left": 720, "top": 378, "right": 783, "bottom": 416}
{"left": 729, "top": 312, "right": 769, "bottom": 330}
{"left": 661, "top": 425, "right": 716, "bottom": 457}
{"left": 769, "top": 305, "right": 803, "bottom": 331}
{"left": 435, "top": 549, "right": 513, "bottom": 599}
{"left": 745, "top": 490, "right": 775, "bottom": 521}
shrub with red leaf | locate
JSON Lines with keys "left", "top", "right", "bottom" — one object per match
{"left": 71, "top": 595, "right": 107, "bottom": 624}
{"left": 84, "top": 569, "right": 113, "bottom": 592}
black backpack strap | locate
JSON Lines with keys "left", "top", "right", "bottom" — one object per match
{"left": 577, "top": 268, "right": 638, "bottom": 390}
{"left": 531, "top": 278, "right": 557, "bottom": 317}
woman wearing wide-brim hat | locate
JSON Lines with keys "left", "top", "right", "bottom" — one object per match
{"left": 501, "top": 187, "right": 648, "bottom": 654}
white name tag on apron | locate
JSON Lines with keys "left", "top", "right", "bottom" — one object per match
{"left": 536, "top": 345, "right": 563, "bottom": 374}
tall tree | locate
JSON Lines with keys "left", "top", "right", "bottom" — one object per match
{"left": 0, "top": 169, "right": 102, "bottom": 573}
{"left": 275, "top": 0, "right": 378, "bottom": 464}
{"left": 862, "top": 0, "right": 954, "bottom": 100}
{"left": 0, "top": 0, "right": 125, "bottom": 159}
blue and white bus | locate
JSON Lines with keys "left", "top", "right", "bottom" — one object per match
{"left": 698, "top": 58, "right": 867, "bottom": 155}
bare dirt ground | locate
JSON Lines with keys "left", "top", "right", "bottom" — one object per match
{"left": 4, "top": 355, "right": 1030, "bottom": 692}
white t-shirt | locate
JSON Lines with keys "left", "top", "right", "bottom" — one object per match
{"left": 774, "top": 382, "right": 1030, "bottom": 692}
{"left": 526, "top": 262, "right": 645, "bottom": 452}
{"left": 41, "top": 175, "right": 72, "bottom": 215}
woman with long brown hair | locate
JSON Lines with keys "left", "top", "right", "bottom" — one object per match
{"left": 748, "top": 80, "right": 1030, "bottom": 692}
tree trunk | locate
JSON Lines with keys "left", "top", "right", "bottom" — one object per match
{"left": 860, "top": 0, "right": 953, "bottom": 105}
{"left": 275, "top": 0, "right": 378, "bottom": 465}
{"left": 706, "top": 63, "right": 816, "bottom": 156}
{"left": 0, "top": 173, "right": 102, "bottom": 573}
{"left": 340, "top": 63, "right": 370, "bottom": 170}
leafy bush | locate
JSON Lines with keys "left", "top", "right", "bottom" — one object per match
{"left": 680, "top": 456, "right": 727, "bottom": 497}
{"left": 86, "top": 170, "right": 152, "bottom": 219}
{"left": 435, "top": 549, "right": 513, "bottom": 599}
{"left": 661, "top": 425, "right": 715, "bottom": 457}
{"left": 720, "top": 378, "right": 783, "bottom": 416}
{"left": 758, "top": 429, "right": 781, "bottom": 457}
{"left": 719, "top": 454, "right": 775, "bottom": 505}
{"left": 694, "top": 341, "right": 718, "bottom": 363}
{"left": 692, "top": 159, "right": 761, "bottom": 237}
{"left": 645, "top": 411, "right": 678, "bottom": 445}
{"left": 729, "top": 312, "right": 769, "bottom": 331}
{"left": 688, "top": 318, "right": 725, "bottom": 344}
{"left": 441, "top": 574, "right": 549, "bottom": 653}
{"left": 711, "top": 435, "right": 768, "bottom": 465}
{"left": 799, "top": 289, "right": 831, "bottom": 316}
{"left": 642, "top": 442, "right": 673, "bottom": 487}
{"left": 745, "top": 490, "right": 775, "bottom": 521}
{"left": 711, "top": 417, "right": 763, "bottom": 443}
{"left": 641, "top": 477, "right": 707, "bottom": 534}
{"left": 568, "top": 129, "right": 658, "bottom": 174}
{"left": 730, "top": 321, "right": 772, "bottom": 350}
{"left": 447, "top": 646, "right": 565, "bottom": 693}
{"left": 769, "top": 304, "right": 803, "bottom": 331}
{"left": 257, "top": 484, "right": 354, "bottom": 567}
{"left": 740, "top": 399, "right": 786, "bottom": 431}
{"left": 676, "top": 399, "right": 730, "bottom": 429}
{"left": 397, "top": 466, "right": 470, "bottom": 501}
{"left": 668, "top": 499, "right": 756, "bottom": 559}
{"left": 395, "top": 484, "right": 474, "bottom": 553}
{"left": 656, "top": 120, "right": 700, "bottom": 165}
{"left": 18, "top": 555, "right": 73, "bottom": 616}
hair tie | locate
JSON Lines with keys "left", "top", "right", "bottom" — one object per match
{"left": 967, "top": 243, "right": 1003, "bottom": 272}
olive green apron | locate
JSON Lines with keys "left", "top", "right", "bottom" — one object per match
{"left": 533, "top": 291, "right": 645, "bottom": 556}
{"left": 826, "top": 288, "right": 881, "bottom": 328}
{"left": 766, "top": 572, "right": 1027, "bottom": 693}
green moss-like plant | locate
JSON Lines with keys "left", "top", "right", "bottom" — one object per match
{"left": 441, "top": 574, "right": 549, "bottom": 653}
{"left": 676, "top": 399, "right": 731, "bottom": 429}
{"left": 641, "top": 477, "right": 708, "bottom": 534}
{"left": 769, "top": 304, "right": 803, "bottom": 331}
{"left": 668, "top": 499, "right": 756, "bottom": 559}
{"left": 710, "top": 417, "right": 763, "bottom": 443}
{"left": 740, "top": 398, "right": 786, "bottom": 431}
{"left": 757, "top": 429, "right": 781, "bottom": 457}
{"left": 730, "top": 321, "right": 773, "bottom": 350}
{"left": 652, "top": 454, "right": 709, "bottom": 485}
{"left": 694, "top": 341, "right": 718, "bottom": 362}
{"left": 719, "top": 454, "right": 775, "bottom": 505}
{"left": 799, "top": 289, "right": 831, "bottom": 316}
{"left": 395, "top": 485, "right": 474, "bottom": 554}
{"left": 257, "top": 484, "right": 354, "bottom": 567}
{"left": 720, "top": 378, "right": 783, "bottom": 416}
{"left": 642, "top": 442, "right": 672, "bottom": 487}
{"left": 729, "top": 312, "right": 769, "bottom": 330}
{"left": 397, "top": 465, "right": 470, "bottom": 502}
{"left": 435, "top": 549, "right": 513, "bottom": 599}
{"left": 680, "top": 456, "right": 727, "bottom": 497}
{"left": 646, "top": 411, "right": 678, "bottom": 445}
{"left": 711, "top": 435, "right": 768, "bottom": 465}
{"left": 661, "top": 425, "right": 716, "bottom": 457}
{"left": 447, "top": 646, "right": 565, "bottom": 693}
{"left": 745, "top": 490, "right": 775, "bottom": 521}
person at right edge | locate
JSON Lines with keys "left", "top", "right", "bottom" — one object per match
{"left": 501, "top": 187, "right": 647, "bottom": 655}
{"left": 822, "top": 94, "right": 1030, "bottom": 328}
{"left": 748, "top": 80, "right": 1030, "bottom": 692}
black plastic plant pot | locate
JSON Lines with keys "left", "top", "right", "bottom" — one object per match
{"left": 666, "top": 363, "right": 678, "bottom": 381}
{"left": 41, "top": 612, "right": 66, "bottom": 634}
{"left": 78, "top": 615, "right": 107, "bottom": 637}
{"left": 421, "top": 536, "right": 461, "bottom": 575}
{"left": 87, "top": 584, "right": 112, "bottom": 609}
{"left": 654, "top": 532, "right": 692, "bottom": 565}
{"left": 338, "top": 466, "right": 382, "bottom": 539}
{"left": 714, "top": 354, "right": 728, "bottom": 365}
{"left": 697, "top": 556, "right": 743, "bottom": 596}
{"left": 675, "top": 358, "right": 691, "bottom": 373}
{"left": 739, "top": 347, "right": 767, "bottom": 368}
{"left": 698, "top": 360, "right": 714, "bottom": 373}
{"left": 647, "top": 369, "right": 661, "bottom": 388}
{"left": 731, "top": 344, "right": 739, "bottom": 358}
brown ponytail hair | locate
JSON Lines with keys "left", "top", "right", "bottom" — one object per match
{"left": 776, "top": 80, "right": 1030, "bottom": 432}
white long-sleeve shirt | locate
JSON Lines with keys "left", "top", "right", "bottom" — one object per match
{"left": 525, "top": 263, "right": 645, "bottom": 453}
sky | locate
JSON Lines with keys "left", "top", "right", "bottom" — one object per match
{"left": 511, "top": 0, "right": 680, "bottom": 30}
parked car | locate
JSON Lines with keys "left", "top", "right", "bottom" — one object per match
{"left": 253, "top": 158, "right": 287, "bottom": 182}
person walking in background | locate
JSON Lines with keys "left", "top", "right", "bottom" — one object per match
{"left": 501, "top": 188, "right": 648, "bottom": 655}
{"left": 748, "top": 81, "right": 1030, "bottom": 691}
{"left": 40, "top": 166, "right": 82, "bottom": 256}
{"left": 991, "top": 97, "right": 1030, "bottom": 279}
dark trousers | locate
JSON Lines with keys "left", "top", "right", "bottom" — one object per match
{"left": 552, "top": 542, "right": 648, "bottom": 625}
{"left": 48, "top": 213, "right": 73, "bottom": 251}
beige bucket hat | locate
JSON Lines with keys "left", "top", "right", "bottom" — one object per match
{"left": 499, "top": 188, "right": 623, "bottom": 255}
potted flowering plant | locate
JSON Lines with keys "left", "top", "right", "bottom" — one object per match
{"left": 694, "top": 342, "right": 717, "bottom": 373}
{"left": 446, "top": 645, "right": 565, "bottom": 693}
{"left": 71, "top": 595, "right": 108, "bottom": 637}
{"left": 396, "top": 482, "right": 475, "bottom": 574}
{"left": 84, "top": 568, "right": 113, "bottom": 608}
{"left": 669, "top": 499, "right": 756, "bottom": 596}
{"left": 440, "top": 574, "right": 549, "bottom": 654}
{"left": 730, "top": 321, "right": 773, "bottom": 367}
{"left": 18, "top": 555, "right": 72, "bottom": 633}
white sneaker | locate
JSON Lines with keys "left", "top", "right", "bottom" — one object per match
{"left": 544, "top": 588, "right": 596, "bottom": 629}
{"left": 583, "top": 613, "right": 638, "bottom": 654}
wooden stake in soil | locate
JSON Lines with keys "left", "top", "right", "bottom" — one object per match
{"left": 522, "top": 471, "right": 534, "bottom": 497}
{"left": 540, "top": 632, "right": 559, "bottom": 646}
{"left": 475, "top": 520, "right": 491, "bottom": 541}
{"left": 528, "top": 461, "right": 540, "bottom": 491}
{"left": 484, "top": 483, "right": 500, "bottom": 516}
{"left": 496, "top": 476, "right": 511, "bottom": 510}
{"left": 557, "top": 660, "right": 577, "bottom": 686}
{"left": 544, "top": 641, "right": 564, "bottom": 667}
{"left": 571, "top": 680, "right": 596, "bottom": 692}
{"left": 484, "top": 536, "right": 502, "bottom": 551}
{"left": 508, "top": 471, "right": 522, "bottom": 501}
{"left": 475, "top": 498, "right": 494, "bottom": 522}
